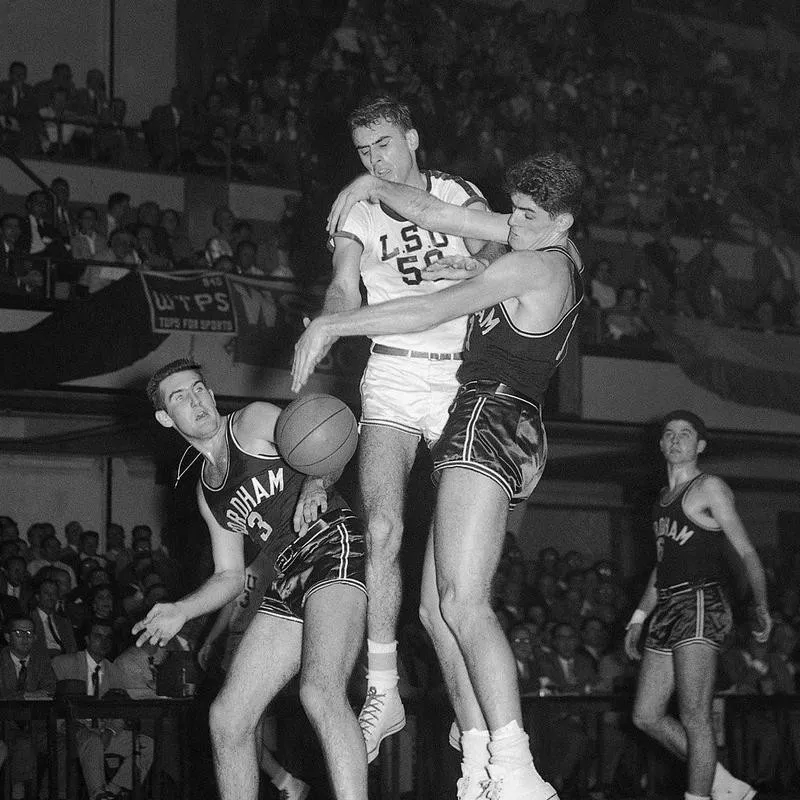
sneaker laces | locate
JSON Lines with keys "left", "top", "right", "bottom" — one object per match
{"left": 479, "top": 778, "right": 502, "bottom": 800}
{"left": 358, "top": 686, "right": 386, "bottom": 734}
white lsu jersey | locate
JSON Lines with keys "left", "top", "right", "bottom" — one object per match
{"left": 333, "top": 170, "right": 487, "bottom": 352}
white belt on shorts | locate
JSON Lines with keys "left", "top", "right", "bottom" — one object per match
{"left": 371, "top": 343, "right": 463, "bottom": 361}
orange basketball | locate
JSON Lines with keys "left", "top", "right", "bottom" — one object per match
{"left": 275, "top": 393, "right": 358, "bottom": 477}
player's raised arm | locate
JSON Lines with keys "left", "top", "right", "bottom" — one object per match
{"left": 704, "top": 475, "right": 771, "bottom": 641}
{"left": 132, "top": 487, "right": 245, "bottom": 647}
{"left": 291, "top": 248, "right": 561, "bottom": 391}
{"left": 327, "top": 174, "right": 512, "bottom": 244}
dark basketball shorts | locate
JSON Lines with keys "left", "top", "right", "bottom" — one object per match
{"left": 644, "top": 581, "right": 732, "bottom": 654}
{"left": 258, "top": 508, "right": 366, "bottom": 623}
{"left": 430, "top": 380, "right": 547, "bottom": 507}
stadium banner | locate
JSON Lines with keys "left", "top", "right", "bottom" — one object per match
{"left": 646, "top": 312, "right": 800, "bottom": 416}
{"left": 0, "top": 271, "right": 367, "bottom": 403}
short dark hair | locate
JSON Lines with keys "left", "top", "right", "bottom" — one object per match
{"left": 5, "top": 613, "right": 33, "bottom": 634}
{"left": 348, "top": 95, "right": 414, "bottom": 134}
{"left": 146, "top": 358, "right": 205, "bottom": 410}
{"left": 9, "top": 61, "right": 26, "bottom": 75}
{"left": 504, "top": 153, "right": 583, "bottom": 217}
{"left": 660, "top": 409, "right": 708, "bottom": 443}
{"left": 0, "top": 213, "right": 21, "bottom": 227}
{"left": 78, "top": 206, "right": 98, "bottom": 220}
{"left": 107, "top": 192, "right": 131, "bottom": 210}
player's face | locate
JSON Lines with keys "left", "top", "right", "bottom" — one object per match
{"left": 507, "top": 192, "right": 567, "bottom": 252}
{"left": 660, "top": 420, "right": 705, "bottom": 464}
{"left": 352, "top": 118, "right": 418, "bottom": 185}
{"left": 156, "top": 370, "right": 221, "bottom": 439}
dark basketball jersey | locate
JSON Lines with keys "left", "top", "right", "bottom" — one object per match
{"left": 177, "top": 411, "right": 344, "bottom": 555}
{"left": 652, "top": 473, "right": 725, "bottom": 588}
{"left": 457, "top": 240, "right": 584, "bottom": 400}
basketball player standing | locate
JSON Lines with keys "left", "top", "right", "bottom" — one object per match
{"left": 293, "top": 153, "right": 583, "bottom": 800}
{"left": 625, "top": 410, "right": 771, "bottom": 800}
{"left": 324, "top": 95, "right": 501, "bottom": 762}
{"left": 133, "top": 358, "right": 368, "bottom": 800}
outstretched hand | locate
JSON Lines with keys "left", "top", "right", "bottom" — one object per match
{"left": 327, "top": 174, "right": 382, "bottom": 234}
{"left": 420, "top": 254, "right": 487, "bottom": 282}
{"left": 293, "top": 477, "right": 328, "bottom": 536}
{"left": 291, "top": 317, "right": 337, "bottom": 393}
{"left": 131, "top": 602, "right": 187, "bottom": 648}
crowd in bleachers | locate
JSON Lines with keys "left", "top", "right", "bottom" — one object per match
{"left": 3, "top": 515, "right": 800, "bottom": 798}
{"left": 0, "top": 180, "right": 308, "bottom": 300}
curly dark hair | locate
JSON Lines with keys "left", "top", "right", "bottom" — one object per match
{"left": 504, "top": 153, "right": 583, "bottom": 217}
{"left": 347, "top": 95, "right": 414, "bottom": 134}
{"left": 146, "top": 358, "right": 205, "bottom": 411}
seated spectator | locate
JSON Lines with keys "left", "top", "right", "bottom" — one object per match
{"left": 50, "top": 176, "right": 74, "bottom": 243}
{"left": 83, "top": 230, "right": 139, "bottom": 294}
{"left": 160, "top": 209, "right": 195, "bottom": 268}
{"left": 30, "top": 577, "right": 77, "bottom": 659}
{"left": 643, "top": 223, "right": 681, "bottom": 288}
{"left": 26, "top": 532, "right": 77, "bottom": 589}
{"left": 235, "top": 240, "right": 265, "bottom": 276}
{"left": 136, "top": 201, "right": 171, "bottom": 257}
{"left": 667, "top": 286, "right": 697, "bottom": 319}
{"left": 79, "top": 531, "right": 108, "bottom": 569}
{"left": 38, "top": 86, "right": 82, "bottom": 156}
{"left": 71, "top": 206, "right": 112, "bottom": 262}
{"left": 578, "top": 616, "right": 609, "bottom": 673}
{"left": 52, "top": 618, "right": 155, "bottom": 800}
{"left": 509, "top": 623, "right": 542, "bottom": 695}
{"left": 0, "top": 613, "right": 57, "bottom": 799}
{"left": 147, "top": 86, "right": 195, "bottom": 171}
{"left": 605, "top": 285, "right": 651, "bottom": 342}
{"left": 536, "top": 622, "right": 597, "bottom": 795}
{"left": 205, "top": 206, "right": 235, "bottom": 265}
{"left": 135, "top": 224, "right": 173, "bottom": 270}
{"left": 195, "top": 123, "right": 231, "bottom": 177}
{"left": 19, "top": 189, "right": 70, "bottom": 264}
{"left": 1, "top": 555, "right": 32, "bottom": 611}
{"left": 589, "top": 258, "right": 617, "bottom": 310}
{"left": 0, "top": 213, "right": 41, "bottom": 295}
{"left": 103, "top": 192, "right": 131, "bottom": 239}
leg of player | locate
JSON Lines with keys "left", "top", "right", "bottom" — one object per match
{"left": 632, "top": 649, "right": 753, "bottom": 800}
{"left": 433, "top": 468, "right": 556, "bottom": 800}
{"left": 209, "top": 613, "right": 302, "bottom": 800}
{"left": 299, "top": 582, "right": 368, "bottom": 800}
{"left": 357, "top": 425, "right": 418, "bottom": 761}
{"left": 419, "top": 530, "right": 491, "bottom": 800}
{"left": 257, "top": 714, "right": 310, "bottom": 800}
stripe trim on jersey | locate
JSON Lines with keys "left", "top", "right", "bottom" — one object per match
{"left": 328, "top": 229, "right": 364, "bottom": 253}
{"left": 227, "top": 410, "right": 283, "bottom": 462}
{"left": 433, "top": 459, "right": 514, "bottom": 499}
{"left": 423, "top": 169, "right": 483, "bottom": 204}
{"left": 175, "top": 446, "right": 203, "bottom": 488}
{"left": 496, "top": 241, "right": 583, "bottom": 338}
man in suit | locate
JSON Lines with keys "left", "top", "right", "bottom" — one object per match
{"left": 147, "top": 86, "right": 196, "bottom": 171}
{"left": 751, "top": 228, "right": 800, "bottom": 307}
{"left": 0, "top": 555, "right": 33, "bottom": 613}
{"left": 0, "top": 212, "right": 41, "bottom": 295}
{"left": 0, "top": 613, "right": 56, "bottom": 798}
{"left": 53, "top": 619, "right": 154, "bottom": 800}
{"left": 17, "top": 189, "right": 70, "bottom": 271}
{"left": 537, "top": 622, "right": 597, "bottom": 795}
{"left": 30, "top": 577, "right": 77, "bottom": 659}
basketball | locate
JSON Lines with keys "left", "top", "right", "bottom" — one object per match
{"left": 275, "top": 393, "right": 358, "bottom": 477}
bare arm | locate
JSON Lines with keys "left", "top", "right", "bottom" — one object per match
{"left": 323, "top": 236, "right": 364, "bottom": 314}
{"left": 132, "top": 488, "right": 244, "bottom": 647}
{"left": 705, "top": 476, "right": 771, "bottom": 639}
{"left": 327, "top": 175, "right": 511, "bottom": 244}
{"left": 291, "top": 248, "right": 562, "bottom": 391}
{"left": 624, "top": 567, "right": 658, "bottom": 661}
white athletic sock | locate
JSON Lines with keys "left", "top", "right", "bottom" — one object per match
{"left": 271, "top": 766, "right": 290, "bottom": 789}
{"left": 488, "top": 720, "right": 536, "bottom": 772}
{"left": 712, "top": 762, "right": 741, "bottom": 794}
{"left": 685, "top": 793, "right": 710, "bottom": 800}
{"left": 461, "top": 728, "right": 490, "bottom": 774}
{"left": 366, "top": 639, "right": 399, "bottom": 690}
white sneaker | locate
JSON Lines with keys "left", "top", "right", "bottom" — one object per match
{"left": 712, "top": 777, "right": 757, "bottom": 800}
{"left": 482, "top": 764, "right": 559, "bottom": 800}
{"left": 457, "top": 769, "right": 489, "bottom": 800}
{"left": 277, "top": 774, "right": 310, "bottom": 800}
{"left": 449, "top": 719, "right": 462, "bottom": 751}
{"left": 358, "top": 685, "right": 406, "bottom": 763}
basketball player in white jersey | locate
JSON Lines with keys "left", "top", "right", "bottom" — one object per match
{"left": 293, "top": 153, "right": 584, "bottom": 800}
{"left": 324, "top": 95, "right": 501, "bottom": 761}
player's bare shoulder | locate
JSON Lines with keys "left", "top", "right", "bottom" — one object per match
{"left": 232, "top": 402, "right": 282, "bottom": 454}
{"left": 685, "top": 473, "right": 733, "bottom": 522}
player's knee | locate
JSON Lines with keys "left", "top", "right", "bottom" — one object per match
{"left": 437, "top": 581, "right": 485, "bottom": 635}
{"left": 366, "top": 511, "right": 403, "bottom": 557}
{"left": 299, "top": 676, "right": 345, "bottom": 720}
{"left": 209, "top": 695, "right": 254, "bottom": 743}
{"left": 678, "top": 706, "right": 711, "bottom": 736}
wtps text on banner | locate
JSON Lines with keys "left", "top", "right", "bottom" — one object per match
{"left": 140, "top": 272, "right": 237, "bottom": 334}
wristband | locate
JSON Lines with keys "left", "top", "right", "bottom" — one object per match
{"left": 626, "top": 609, "right": 647, "bottom": 629}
